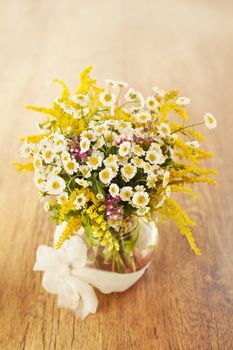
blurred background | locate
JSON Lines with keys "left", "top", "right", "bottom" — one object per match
{"left": 0, "top": 1, "right": 233, "bottom": 349}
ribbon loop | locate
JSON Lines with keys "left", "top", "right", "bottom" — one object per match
{"left": 33, "top": 236, "right": 98, "bottom": 319}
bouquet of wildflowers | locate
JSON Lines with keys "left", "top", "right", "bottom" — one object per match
{"left": 14, "top": 67, "right": 217, "bottom": 316}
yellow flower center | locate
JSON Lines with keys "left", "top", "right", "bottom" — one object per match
{"left": 52, "top": 181, "right": 60, "bottom": 190}
{"left": 208, "top": 116, "right": 214, "bottom": 123}
{"left": 123, "top": 191, "right": 131, "bottom": 198}
{"left": 149, "top": 154, "right": 157, "bottom": 162}
{"left": 35, "top": 159, "right": 40, "bottom": 167}
{"left": 102, "top": 170, "right": 110, "bottom": 179}
{"left": 124, "top": 166, "right": 133, "bottom": 175}
{"left": 45, "top": 151, "right": 52, "bottom": 159}
{"left": 104, "top": 94, "right": 112, "bottom": 102}
{"left": 90, "top": 157, "right": 98, "bottom": 165}
{"left": 137, "top": 195, "right": 146, "bottom": 204}
{"left": 67, "top": 162, "right": 74, "bottom": 170}
{"left": 107, "top": 156, "right": 114, "bottom": 163}
{"left": 97, "top": 126, "right": 105, "bottom": 133}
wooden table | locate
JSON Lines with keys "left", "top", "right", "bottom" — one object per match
{"left": 0, "top": 0, "right": 233, "bottom": 349}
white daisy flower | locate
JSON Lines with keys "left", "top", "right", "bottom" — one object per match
{"left": 131, "top": 144, "right": 145, "bottom": 157}
{"left": 119, "top": 141, "right": 131, "bottom": 157}
{"left": 19, "top": 142, "right": 34, "bottom": 159}
{"left": 186, "top": 140, "right": 200, "bottom": 149}
{"left": 150, "top": 142, "right": 162, "bottom": 153}
{"left": 120, "top": 186, "right": 133, "bottom": 201}
{"left": 142, "top": 161, "right": 152, "bottom": 174}
{"left": 135, "top": 185, "right": 146, "bottom": 192}
{"left": 79, "top": 165, "right": 91, "bottom": 178}
{"left": 149, "top": 164, "right": 159, "bottom": 176}
{"left": 109, "top": 183, "right": 119, "bottom": 198}
{"left": 131, "top": 156, "right": 144, "bottom": 168}
{"left": 74, "top": 193, "right": 87, "bottom": 210}
{"left": 125, "top": 88, "right": 142, "bottom": 101}
{"left": 204, "top": 113, "right": 217, "bottom": 129}
{"left": 80, "top": 137, "right": 90, "bottom": 153}
{"left": 57, "top": 192, "right": 68, "bottom": 204}
{"left": 75, "top": 178, "right": 90, "bottom": 187}
{"left": 136, "top": 111, "right": 151, "bottom": 123}
{"left": 81, "top": 129, "right": 96, "bottom": 142}
{"left": 105, "top": 79, "right": 116, "bottom": 87}
{"left": 104, "top": 154, "right": 118, "bottom": 167}
{"left": 146, "top": 96, "right": 160, "bottom": 112}
{"left": 46, "top": 164, "right": 61, "bottom": 176}
{"left": 42, "top": 148, "right": 56, "bottom": 164}
{"left": 163, "top": 171, "right": 170, "bottom": 187}
{"left": 99, "top": 91, "right": 116, "bottom": 107}
{"left": 34, "top": 173, "right": 46, "bottom": 191}
{"left": 87, "top": 152, "right": 103, "bottom": 170}
{"left": 53, "top": 132, "right": 66, "bottom": 152}
{"left": 33, "top": 155, "right": 42, "bottom": 169}
{"left": 146, "top": 150, "right": 163, "bottom": 165}
{"left": 176, "top": 96, "right": 191, "bottom": 106}
{"left": 99, "top": 167, "right": 114, "bottom": 185}
{"left": 61, "top": 151, "right": 71, "bottom": 163}
{"left": 38, "top": 138, "right": 51, "bottom": 151}
{"left": 104, "top": 130, "right": 117, "bottom": 145}
{"left": 152, "top": 86, "right": 166, "bottom": 98}
{"left": 109, "top": 163, "right": 119, "bottom": 177}
{"left": 157, "top": 122, "right": 171, "bottom": 138}
{"left": 94, "top": 136, "right": 105, "bottom": 149}
{"left": 64, "top": 159, "right": 78, "bottom": 175}
{"left": 70, "top": 94, "right": 89, "bottom": 106}
{"left": 121, "top": 164, "right": 137, "bottom": 181}
{"left": 95, "top": 124, "right": 108, "bottom": 136}
{"left": 116, "top": 81, "right": 128, "bottom": 88}
{"left": 46, "top": 175, "right": 66, "bottom": 195}
{"left": 132, "top": 191, "right": 149, "bottom": 207}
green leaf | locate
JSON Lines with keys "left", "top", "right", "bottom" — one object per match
{"left": 92, "top": 173, "right": 106, "bottom": 201}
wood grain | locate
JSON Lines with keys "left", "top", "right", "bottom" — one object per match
{"left": 0, "top": 0, "right": 233, "bottom": 349}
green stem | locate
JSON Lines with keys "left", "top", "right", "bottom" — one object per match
{"left": 119, "top": 101, "right": 137, "bottom": 109}
{"left": 171, "top": 121, "right": 204, "bottom": 134}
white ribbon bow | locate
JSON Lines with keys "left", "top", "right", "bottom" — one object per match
{"left": 33, "top": 235, "right": 98, "bottom": 319}
{"left": 33, "top": 221, "right": 158, "bottom": 319}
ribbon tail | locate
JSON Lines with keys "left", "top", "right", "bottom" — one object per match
{"left": 73, "top": 278, "right": 98, "bottom": 319}
{"left": 54, "top": 277, "right": 98, "bottom": 319}
{"left": 57, "top": 278, "right": 81, "bottom": 310}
